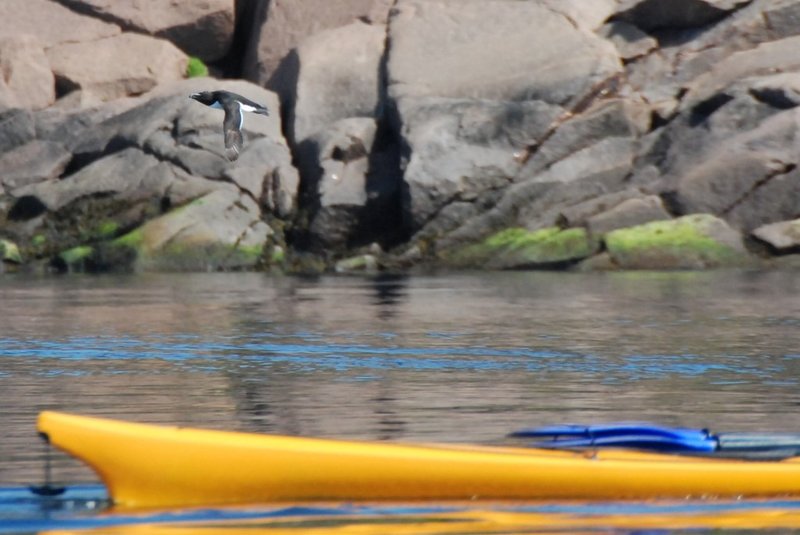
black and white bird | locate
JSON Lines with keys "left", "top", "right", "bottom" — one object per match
{"left": 189, "top": 90, "right": 269, "bottom": 161}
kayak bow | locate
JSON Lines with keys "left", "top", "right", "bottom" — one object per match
{"left": 37, "top": 411, "right": 800, "bottom": 508}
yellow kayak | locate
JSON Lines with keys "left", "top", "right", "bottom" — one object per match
{"left": 37, "top": 411, "right": 800, "bottom": 508}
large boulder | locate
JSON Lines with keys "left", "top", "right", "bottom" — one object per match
{"left": 112, "top": 186, "right": 272, "bottom": 272}
{"left": 0, "top": 140, "right": 71, "bottom": 191}
{"left": 290, "top": 21, "right": 386, "bottom": 144}
{"left": 586, "top": 195, "right": 672, "bottom": 237}
{"left": 388, "top": 0, "right": 620, "bottom": 103}
{"left": 243, "top": 0, "right": 393, "bottom": 86}
{"left": 46, "top": 33, "right": 188, "bottom": 103}
{"left": 540, "top": 0, "right": 618, "bottom": 31}
{"left": 0, "top": 0, "right": 120, "bottom": 48}
{"left": 55, "top": 0, "right": 235, "bottom": 62}
{"left": 387, "top": 0, "right": 622, "bottom": 244}
{"left": 681, "top": 35, "right": 800, "bottom": 111}
{"left": 417, "top": 98, "right": 646, "bottom": 253}
{"left": 441, "top": 226, "right": 599, "bottom": 270}
{"left": 604, "top": 214, "right": 754, "bottom": 269}
{"left": 0, "top": 35, "right": 55, "bottom": 111}
{"left": 752, "top": 219, "right": 800, "bottom": 252}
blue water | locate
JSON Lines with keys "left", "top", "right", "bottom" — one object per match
{"left": 4, "top": 485, "right": 800, "bottom": 534}
{"left": 3, "top": 270, "right": 800, "bottom": 532}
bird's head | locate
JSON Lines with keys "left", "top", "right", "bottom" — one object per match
{"left": 189, "top": 92, "right": 216, "bottom": 106}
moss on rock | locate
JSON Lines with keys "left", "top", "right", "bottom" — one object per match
{"left": 58, "top": 245, "right": 94, "bottom": 271}
{"left": 605, "top": 214, "right": 753, "bottom": 269}
{"left": 186, "top": 57, "right": 209, "bottom": 78}
{"left": 1, "top": 239, "right": 22, "bottom": 264}
{"left": 444, "top": 226, "right": 598, "bottom": 269}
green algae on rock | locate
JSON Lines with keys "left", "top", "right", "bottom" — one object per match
{"left": 444, "top": 227, "right": 598, "bottom": 269}
{"left": 605, "top": 214, "right": 754, "bottom": 269}
{"left": 58, "top": 245, "right": 93, "bottom": 269}
{"left": 1, "top": 239, "right": 22, "bottom": 264}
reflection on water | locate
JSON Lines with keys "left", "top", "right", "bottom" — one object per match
{"left": 5, "top": 490, "right": 800, "bottom": 535}
{"left": 2, "top": 270, "right": 800, "bottom": 489}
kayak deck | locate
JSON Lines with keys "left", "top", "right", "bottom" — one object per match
{"left": 37, "top": 411, "right": 800, "bottom": 508}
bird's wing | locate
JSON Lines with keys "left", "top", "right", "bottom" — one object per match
{"left": 235, "top": 94, "right": 270, "bottom": 115}
{"left": 222, "top": 103, "right": 244, "bottom": 161}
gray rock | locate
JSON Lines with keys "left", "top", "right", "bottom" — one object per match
{"left": 0, "top": 0, "right": 120, "bottom": 48}
{"left": 586, "top": 195, "right": 672, "bottom": 236}
{"left": 540, "top": 0, "right": 618, "bottom": 31}
{"left": 0, "top": 140, "right": 71, "bottom": 190}
{"left": 643, "top": 99, "right": 800, "bottom": 231}
{"left": 291, "top": 21, "right": 386, "bottom": 144}
{"left": 438, "top": 136, "right": 637, "bottom": 251}
{"left": 635, "top": 93, "right": 783, "bottom": 192}
{"left": 11, "top": 148, "right": 170, "bottom": 212}
{"left": 673, "top": 152, "right": 789, "bottom": 227}
{"left": 399, "top": 97, "right": 562, "bottom": 232}
{"left": 519, "top": 98, "right": 650, "bottom": 179}
{"left": 385, "top": 0, "right": 638, "bottom": 251}
{"left": 620, "top": 1, "right": 800, "bottom": 129}
{"left": 0, "top": 77, "right": 298, "bottom": 273}
{"left": 55, "top": 0, "right": 235, "bottom": 61}
{"left": 726, "top": 166, "right": 800, "bottom": 232}
{"left": 441, "top": 226, "right": 599, "bottom": 270}
{"left": 128, "top": 187, "right": 271, "bottom": 271}
{"left": 388, "top": 0, "right": 621, "bottom": 103}
{"left": 223, "top": 137, "right": 300, "bottom": 219}
{"left": 681, "top": 35, "right": 800, "bottom": 111}
{"left": 0, "top": 35, "right": 55, "bottom": 111}
{"left": 243, "top": 0, "right": 393, "bottom": 86}
{"left": 516, "top": 137, "right": 639, "bottom": 227}
{"left": 300, "top": 117, "right": 402, "bottom": 250}
{"left": 605, "top": 214, "right": 753, "bottom": 269}
{"left": 752, "top": 219, "right": 800, "bottom": 252}
{"left": 46, "top": 33, "right": 188, "bottom": 103}
{"left": 599, "top": 21, "right": 659, "bottom": 61}
{"left": 0, "top": 109, "right": 35, "bottom": 154}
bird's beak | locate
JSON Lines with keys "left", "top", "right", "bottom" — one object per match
{"left": 189, "top": 93, "right": 199, "bottom": 100}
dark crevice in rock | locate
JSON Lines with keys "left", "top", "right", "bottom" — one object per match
{"left": 53, "top": 0, "right": 128, "bottom": 31}
{"left": 331, "top": 140, "right": 368, "bottom": 163}
{"left": 721, "top": 161, "right": 797, "bottom": 216}
{"left": 659, "top": 190, "right": 685, "bottom": 217}
{"left": 221, "top": 0, "right": 265, "bottom": 78}
{"left": 688, "top": 93, "right": 735, "bottom": 126}
{"left": 612, "top": 0, "right": 753, "bottom": 35}
{"left": 8, "top": 195, "right": 48, "bottom": 221}
{"left": 514, "top": 72, "right": 626, "bottom": 165}
{"left": 750, "top": 237, "right": 800, "bottom": 257}
{"left": 749, "top": 88, "right": 800, "bottom": 110}
{"left": 65, "top": 136, "right": 137, "bottom": 178}
{"left": 53, "top": 75, "right": 79, "bottom": 100}
{"left": 269, "top": 50, "right": 300, "bottom": 147}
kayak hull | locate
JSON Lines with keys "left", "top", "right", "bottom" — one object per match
{"left": 37, "top": 411, "right": 800, "bottom": 508}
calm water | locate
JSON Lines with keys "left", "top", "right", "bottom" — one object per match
{"left": 2, "top": 269, "right": 800, "bottom": 532}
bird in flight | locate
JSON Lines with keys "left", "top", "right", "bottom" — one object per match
{"left": 189, "top": 90, "right": 269, "bottom": 161}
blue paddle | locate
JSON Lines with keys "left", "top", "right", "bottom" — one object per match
{"left": 510, "top": 423, "right": 800, "bottom": 458}
{"left": 509, "top": 423, "right": 717, "bottom": 453}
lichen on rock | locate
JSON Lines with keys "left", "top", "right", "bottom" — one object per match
{"left": 443, "top": 226, "right": 598, "bottom": 269}
{"left": 605, "top": 214, "right": 755, "bottom": 269}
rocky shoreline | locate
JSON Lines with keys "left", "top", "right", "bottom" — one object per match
{"left": 3, "top": 0, "right": 800, "bottom": 274}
